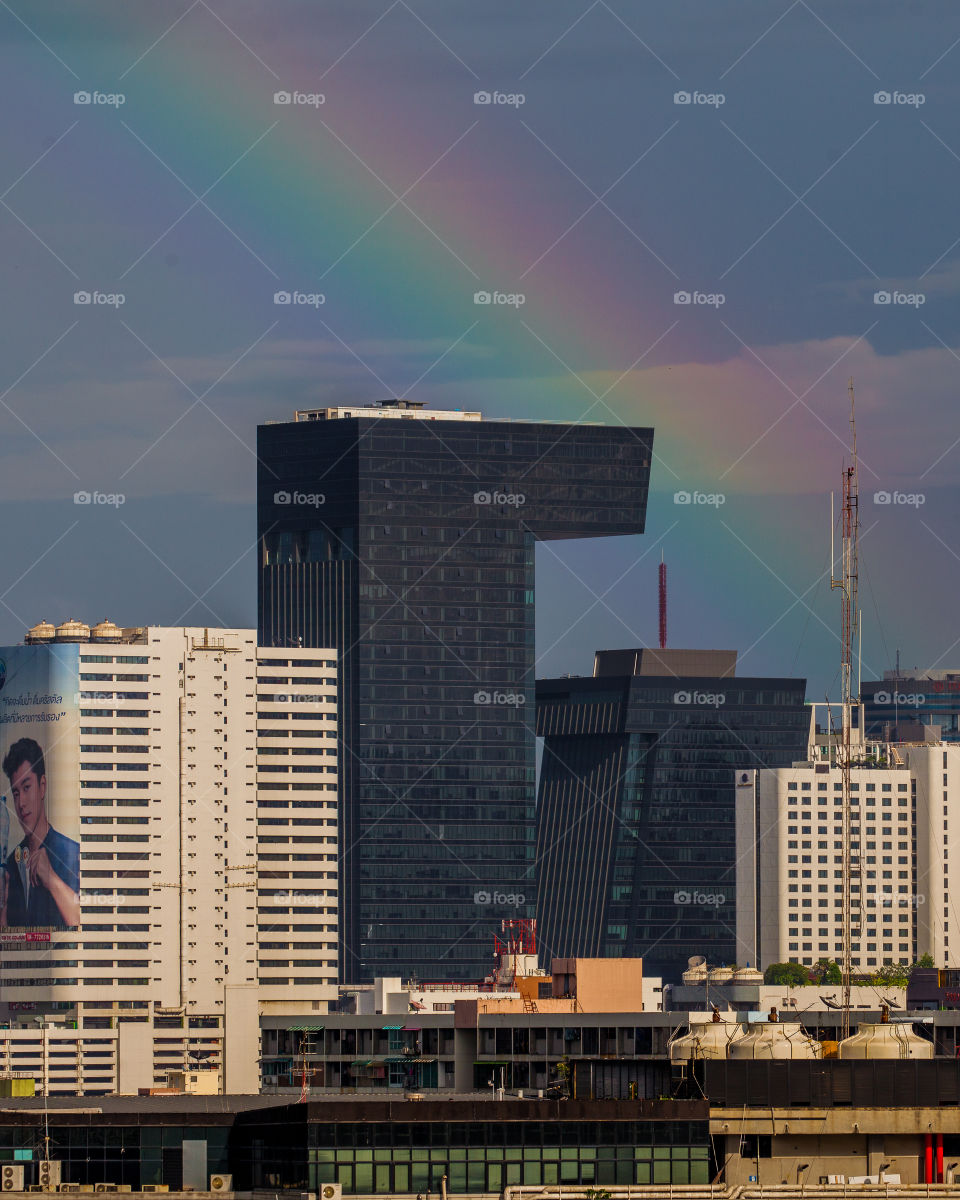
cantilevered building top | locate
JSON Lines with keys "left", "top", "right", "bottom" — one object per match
{"left": 593, "top": 647, "right": 738, "bottom": 679}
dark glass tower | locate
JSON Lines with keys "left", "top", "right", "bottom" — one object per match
{"left": 536, "top": 647, "right": 808, "bottom": 978}
{"left": 257, "top": 402, "right": 653, "bottom": 982}
{"left": 861, "top": 669, "right": 960, "bottom": 742}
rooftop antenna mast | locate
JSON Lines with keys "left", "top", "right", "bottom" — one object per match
{"left": 830, "top": 377, "right": 860, "bottom": 1040}
{"left": 658, "top": 550, "right": 667, "bottom": 650}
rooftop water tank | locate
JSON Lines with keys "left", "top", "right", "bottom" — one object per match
{"left": 731, "top": 965, "right": 764, "bottom": 984}
{"left": 90, "top": 620, "right": 122, "bottom": 643}
{"left": 708, "top": 966, "right": 733, "bottom": 985}
{"left": 54, "top": 619, "right": 90, "bottom": 643}
{"left": 728, "top": 1010, "right": 822, "bottom": 1059}
{"left": 682, "top": 955, "right": 708, "bottom": 985}
{"left": 25, "top": 621, "right": 56, "bottom": 644}
{"left": 669, "top": 1012, "right": 744, "bottom": 1063}
{"left": 838, "top": 1008, "right": 933, "bottom": 1059}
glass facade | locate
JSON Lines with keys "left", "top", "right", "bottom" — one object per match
{"left": 258, "top": 412, "right": 652, "bottom": 981}
{"left": 862, "top": 676, "right": 960, "bottom": 742}
{"left": 0, "top": 1124, "right": 230, "bottom": 1188}
{"left": 236, "top": 1116, "right": 710, "bottom": 1194}
{"left": 536, "top": 670, "right": 809, "bottom": 975}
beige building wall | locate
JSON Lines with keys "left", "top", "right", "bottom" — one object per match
{"left": 736, "top": 731, "right": 960, "bottom": 970}
{"left": 552, "top": 958, "right": 643, "bottom": 1013}
{"left": 0, "top": 625, "right": 340, "bottom": 1094}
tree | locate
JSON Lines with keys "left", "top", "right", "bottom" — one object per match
{"left": 872, "top": 961, "right": 910, "bottom": 987}
{"left": 763, "top": 962, "right": 809, "bottom": 986}
{"left": 810, "top": 958, "right": 842, "bottom": 985}
{"left": 911, "top": 953, "right": 935, "bottom": 973}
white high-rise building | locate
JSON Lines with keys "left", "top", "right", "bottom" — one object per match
{"left": 0, "top": 621, "right": 338, "bottom": 1094}
{"left": 737, "top": 703, "right": 960, "bottom": 972}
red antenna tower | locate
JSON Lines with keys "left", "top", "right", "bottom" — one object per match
{"left": 658, "top": 551, "right": 667, "bottom": 650}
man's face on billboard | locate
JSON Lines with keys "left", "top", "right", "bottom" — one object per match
{"left": 10, "top": 763, "right": 46, "bottom": 836}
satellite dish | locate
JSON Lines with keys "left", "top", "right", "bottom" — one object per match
{"left": 687, "top": 955, "right": 707, "bottom": 969}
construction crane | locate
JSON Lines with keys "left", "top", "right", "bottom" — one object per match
{"left": 830, "top": 378, "right": 860, "bottom": 1040}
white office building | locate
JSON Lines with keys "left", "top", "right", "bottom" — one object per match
{"left": 0, "top": 621, "right": 338, "bottom": 1094}
{"left": 737, "top": 703, "right": 960, "bottom": 972}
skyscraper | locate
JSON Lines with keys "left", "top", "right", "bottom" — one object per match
{"left": 535, "top": 647, "right": 808, "bottom": 977}
{"left": 737, "top": 703, "right": 960, "bottom": 971}
{"left": 257, "top": 401, "right": 653, "bottom": 981}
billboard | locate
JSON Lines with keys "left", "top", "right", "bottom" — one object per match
{"left": 0, "top": 646, "right": 80, "bottom": 932}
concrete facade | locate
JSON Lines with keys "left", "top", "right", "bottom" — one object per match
{"left": 736, "top": 704, "right": 960, "bottom": 970}
{"left": 0, "top": 625, "right": 338, "bottom": 1094}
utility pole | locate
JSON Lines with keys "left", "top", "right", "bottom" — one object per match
{"left": 831, "top": 378, "right": 860, "bottom": 1040}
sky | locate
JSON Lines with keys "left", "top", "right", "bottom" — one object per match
{"left": 1, "top": 0, "right": 959, "bottom": 699}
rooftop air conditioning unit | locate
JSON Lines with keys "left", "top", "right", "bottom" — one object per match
{"left": 93, "top": 1187, "right": 117, "bottom": 1194}
{"left": 320, "top": 1185, "right": 342, "bottom": 1200}
{"left": 59, "top": 1186, "right": 80, "bottom": 1193}
{"left": 208, "top": 1178, "right": 232, "bottom": 1193}
{"left": 39, "top": 1166, "right": 61, "bottom": 1190}
{"left": 141, "top": 1188, "right": 170, "bottom": 1193}
{"left": 2, "top": 1166, "right": 24, "bottom": 1192}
